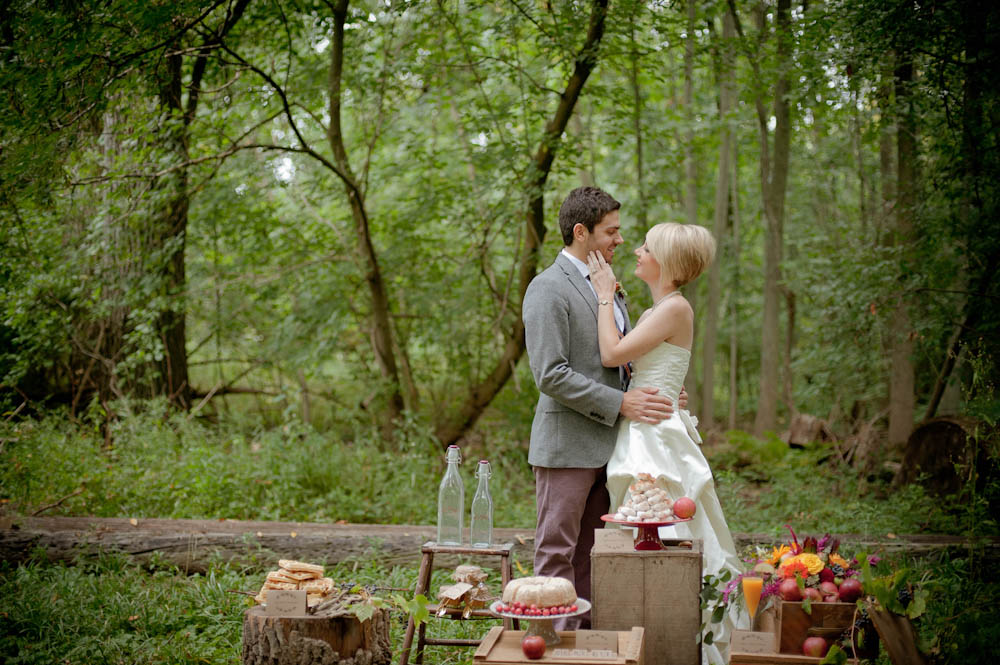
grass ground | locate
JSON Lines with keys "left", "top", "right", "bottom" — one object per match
{"left": 1, "top": 407, "right": 998, "bottom": 664}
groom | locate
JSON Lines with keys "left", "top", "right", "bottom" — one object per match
{"left": 522, "top": 186, "right": 677, "bottom": 630}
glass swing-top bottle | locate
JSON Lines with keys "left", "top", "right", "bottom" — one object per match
{"left": 436, "top": 445, "right": 464, "bottom": 545}
{"left": 470, "top": 460, "right": 493, "bottom": 548}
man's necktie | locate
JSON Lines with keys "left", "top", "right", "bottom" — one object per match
{"left": 617, "top": 326, "right": 632, "bottom": 384}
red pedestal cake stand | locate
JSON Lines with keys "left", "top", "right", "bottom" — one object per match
{"left": 600, "top": 514, "right": 693, "bottom": 551}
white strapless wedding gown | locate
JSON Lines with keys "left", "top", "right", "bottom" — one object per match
{"left": 606, "top": 341, "right": 742, "bottom": 665}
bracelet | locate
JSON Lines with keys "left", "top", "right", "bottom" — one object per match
{"left": 598, "top": 299, "right": 612, "bottom": 306}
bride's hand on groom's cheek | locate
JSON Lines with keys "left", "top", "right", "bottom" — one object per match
{"left": 587, "top": 251, "right": 616, "bottom": 296}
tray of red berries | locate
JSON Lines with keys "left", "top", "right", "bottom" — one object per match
{"left": 489, "top": 598, "right": 590, "bottom": 620}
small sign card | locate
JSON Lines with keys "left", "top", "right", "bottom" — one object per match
{"left": 576, "top": 631, "right": 618, "bottom": 652}
{"left": 265, "top": 589, "right": 308, "bottom": 616}
{"left": 551, "top": 630, "right": 619, "bottom": 659}
{"left": 731, "top": 629, "right": 776, "bottom": 654}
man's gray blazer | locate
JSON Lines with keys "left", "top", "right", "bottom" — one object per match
{"left": 523, "top": 252, "right": 632, "bottom": 469}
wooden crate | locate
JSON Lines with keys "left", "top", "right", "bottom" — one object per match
{"left": 473, "top": 627, "right": 644, "bottom": 665}
{"left": 729, "top": 600, "right": 871, "bottom": 665}
{"left": 776, "top": 601, "right": 856, "bottom": 653}
{"left": 590, "top": 529, "right": 702, "bottom": 665}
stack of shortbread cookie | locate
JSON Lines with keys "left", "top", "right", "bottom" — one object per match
{"left": 255, "top": 559, "right": 335, "bottom": 607}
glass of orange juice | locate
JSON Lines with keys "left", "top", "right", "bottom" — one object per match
{"left": 741, "top": 575, "right": 763, "bottom": 630}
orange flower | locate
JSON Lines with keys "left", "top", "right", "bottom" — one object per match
{"left": 829, "top": 553, "right": 850, "bottom": 569}
{"left": 769, "top": 544, "right": 791, "bottom": 566}
{"left": 781, "top": 559, "right": 809, "bottom": 579}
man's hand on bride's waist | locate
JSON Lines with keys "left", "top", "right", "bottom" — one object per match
{"left": 621, "top": 387, "right": 674, "bottom": 424}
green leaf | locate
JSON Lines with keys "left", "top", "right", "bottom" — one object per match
{"left": 819, "top": 643, "right": 848, "bottom": 665}
{"left": 711, "top": 604, "right": 726, "bottom": 623}
{"left": 350, "top": 601, "right": 376, "bottom": 623}
{"left": 393, "top": 593, "right": 430, "bottom": 625}
{"left": 906, "top": 590, "right": 927, "bottom": 619}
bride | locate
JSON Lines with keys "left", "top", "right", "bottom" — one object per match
{"left": 587, "top": 222, "right": 741, "bottom": 664}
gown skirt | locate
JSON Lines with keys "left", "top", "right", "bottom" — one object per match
{"left": 606, "top": 342, "right": 743, "bottom": 665}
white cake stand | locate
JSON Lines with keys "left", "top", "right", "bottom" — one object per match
{"left": 489, "top": 598, "right": 591, "bottom": 645}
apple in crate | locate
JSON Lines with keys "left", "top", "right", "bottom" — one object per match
{"left": 779, "top": 577, "right": 802, "bottom": 601}
{"left": 522, "top": 635, "right": 546, "bottom": 660}
{"left": 802, "top": 636, "right": 829, "bottom": 657}
{"left": 838, "top": 578, "right": 864, "bottom": 603}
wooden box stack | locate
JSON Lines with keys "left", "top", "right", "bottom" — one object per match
{"left": 590, "top": 528, "right": 703, "bottom": 665}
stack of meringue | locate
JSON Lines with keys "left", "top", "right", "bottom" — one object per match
{"left": 612, "top": 473, "right": 675, "bottom": 523}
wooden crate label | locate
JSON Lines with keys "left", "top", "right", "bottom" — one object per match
{"left": 731, "top": 629, "right": 776, "bottom": 654}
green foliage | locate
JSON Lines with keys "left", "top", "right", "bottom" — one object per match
{"left": 0, "top": 551, "right": 246, "bottom": 665}
{"left": 709, "top": 434, "right": 951, "bottom": 537}
{"left": 0, "top": 404, "right": 535, "bottom": 528}
{"left": 859, "top": 555, "right": 928, "bottom": 620}
{"left": 2, "top": 0, "right": 998, "bottom": 439}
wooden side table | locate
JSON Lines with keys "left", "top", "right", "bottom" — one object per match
{"left": 398, "top": 541, "right": 519, "bottom": 665}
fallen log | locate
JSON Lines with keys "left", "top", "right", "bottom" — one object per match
{"left": 0, "top": 516, "right": 535, "bottom": 573}
{"left": 0, "top": 516, "right": 995, "bottom": 574}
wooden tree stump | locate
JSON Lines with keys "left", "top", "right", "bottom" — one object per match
{"left": 242, "top": 605, "right": 391, "bottom": 665}
{"left": 895, "top": 417, "right": 983, "bottom": 495}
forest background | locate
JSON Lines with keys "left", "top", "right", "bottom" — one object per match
{"left": 1, "top": 0, "right": 1000, "bottom": 663}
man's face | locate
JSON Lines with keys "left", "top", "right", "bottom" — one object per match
{"left": 580, "top": 210, "right": 623, "bottom": 264}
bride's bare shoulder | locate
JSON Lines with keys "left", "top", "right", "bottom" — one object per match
{"left": 654, "top": 294, "right": 693, "bottom": 319}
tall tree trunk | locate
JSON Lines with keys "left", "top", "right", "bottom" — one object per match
{"left": 888, "top": 57, "right": 916, "bottom": 447}
{"left": 683, "top": 0, "right": 700, "bottom": 406}
{"left": 704, "top": 10, "right": 737, "bottom": 429}
{"left": 738, "top": 0, "right": 792, "bottom": 436}
{"left": 729, "top": 138, "right": 742, "bottom": 430}
{"left": 924, "top": 1, "right": 999, "bottom": 420}
{"left": 433, "top": 0, "right": 611, "bottom": 446}
{"left": 878, "top": 58, "right": 896, "bottom": 245}
{"left": 782, "top": 286, "right": 796, "bottom": 416}
{"left": 629, "top": 16, "right": 648, "bottom": 228}
{"left": 153, "top": 49, "right": 192, "bottom": 409}
{"left": 130, "top": 1, "right": 250, "bottom": 411}
{"left": 328, "top": 0, "right": 404, "bottom": 432}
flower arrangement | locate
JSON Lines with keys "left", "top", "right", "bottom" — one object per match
{"left": 723, "top": 525, "right": 880, "bottom": 613}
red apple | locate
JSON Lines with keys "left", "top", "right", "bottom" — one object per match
{"left": 779, "top": 577, "right": 802, "bottom": 601}
{"left": 803, "top": 587, "right": 823, "bottom": 602}
{"left": 521, "top": 635, "right": 546, "bottom": 660}
{"left": 802, "top": 636, "right": 829, "bottom": 657}
{"left": 824, "top": 594, "right": 839, "bottom": 603}
{"left": 673, "top": 497, "right": 696, "bottom": 519}
{"left": 838, "top": 578, "right": 864, "bottom": 603}
{"left": 819, "top": 581, "right": 839, "bottom": 596}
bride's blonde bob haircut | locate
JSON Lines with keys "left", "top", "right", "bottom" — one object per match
{"left": 645, "top": 222, "right": 716, "bottom": 288}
